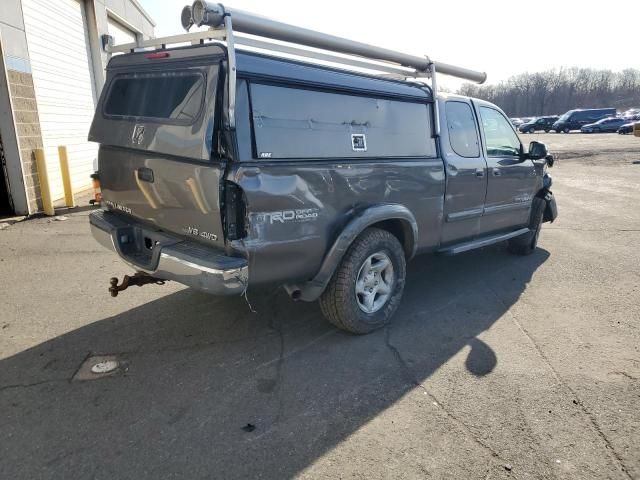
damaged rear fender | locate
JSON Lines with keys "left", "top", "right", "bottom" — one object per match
{"left": 284, "top": 204, "right": 418, "bottom": 302}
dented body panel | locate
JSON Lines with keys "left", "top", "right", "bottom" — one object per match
{"left": 226, "top": 159, "right": 444, "bottom": 286}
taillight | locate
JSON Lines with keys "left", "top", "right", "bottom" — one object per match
{"left": 224, "top": 182, "right": 246, "bottom": 240}
{"left": 144, "top": 52, "right": 170, "bottom": 60}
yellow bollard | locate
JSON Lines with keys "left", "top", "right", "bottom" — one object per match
{"left": 58, "top": 146, "right": 75, "bottom": 207}
{"left": 34, "top": 148, "right": 55, "bottom": 216}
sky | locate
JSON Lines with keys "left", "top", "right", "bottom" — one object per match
{"left": 139, "top": 0, "right": 639, "bottom": 91}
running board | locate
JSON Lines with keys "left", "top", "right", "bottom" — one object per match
{"left": 438, "top": 228, "right": 530, "bottom": 255}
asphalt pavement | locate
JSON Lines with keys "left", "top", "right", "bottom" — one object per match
{"left": 1, "top": 133, "right": 639, "bottom": 479}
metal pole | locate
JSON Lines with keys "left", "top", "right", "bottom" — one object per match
{"left": 191, "top": 2, "right": 487, "bottom": 84}
{"left": 35, "top": 148, "right": 55, "bottom": 216}
{"left": 430, "top": 63, "right": 441, "bottom": 137}
{"left": 224, "top": 15, "right": 237, "bottom": 128}
{"left": 58, "top": 146, "right": 75, "bottom": 208}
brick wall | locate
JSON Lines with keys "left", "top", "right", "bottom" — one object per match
{"left": 8, "top": 70, "right": 43, "bottom": 213}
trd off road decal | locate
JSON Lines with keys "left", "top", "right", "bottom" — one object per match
{"left": 257, "top": 208, "right": 320, "bottom": 224}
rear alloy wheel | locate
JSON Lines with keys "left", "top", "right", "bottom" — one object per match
{"left": 355, "top": 252, "right": 395, "bottom": 314}
{"left": 319, "top": 228, "right": 406, "bottom": 334}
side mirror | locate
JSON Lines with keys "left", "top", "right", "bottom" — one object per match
{"left": 546, "top": 154, "right": 555, "bottom": 168}
{"left": 528, "top": 141, "right": 548, "bottom": 160}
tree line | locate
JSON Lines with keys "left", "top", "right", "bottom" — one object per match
{"left": 458, "top": 68, "right": 640, "bottom": 117}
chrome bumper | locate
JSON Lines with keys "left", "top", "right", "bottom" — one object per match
{"left": 90, "top": 210, "right": 248, "bottom": 296}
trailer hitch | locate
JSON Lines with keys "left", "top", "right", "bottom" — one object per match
{"left": 109, "top": 272, "right": 167, "bottom": 297}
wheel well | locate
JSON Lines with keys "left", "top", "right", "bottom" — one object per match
{"left": 369, "top": 219, "right": 414, "bottom": 259}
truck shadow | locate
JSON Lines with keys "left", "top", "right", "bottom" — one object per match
{"left": 1, "top": 245, "right": 549, "bottom": 479}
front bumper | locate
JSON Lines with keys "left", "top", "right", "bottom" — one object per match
{"left": 90, "top": 210, "right": 248, "bottom": 295}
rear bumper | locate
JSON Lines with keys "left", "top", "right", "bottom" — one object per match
{"left": 90, "top": 210, "right": 248, "bottom": 295}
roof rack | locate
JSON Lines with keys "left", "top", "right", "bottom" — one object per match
{"left": 104, "top": 2, "right": 487, "bottom": 134}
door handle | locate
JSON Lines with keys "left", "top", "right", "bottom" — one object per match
{"left": 136, "top": 167, "right": 154, "bottom": 183}
{"left": 492, "top": 168, "right": 502, "bottom": 176}
{"left": 475, "top": 168, "right": 485, "bottom": 177}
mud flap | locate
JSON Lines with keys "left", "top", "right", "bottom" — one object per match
{"left": 542, "top": 191, "right": 557, "bottom": 223}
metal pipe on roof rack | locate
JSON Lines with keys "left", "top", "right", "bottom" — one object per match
{"left": 189, "top": 1, "right": 487, "bottom": 84}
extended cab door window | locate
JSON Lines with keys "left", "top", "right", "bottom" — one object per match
{"left": 445, "top": 101, "right": 480, "bottom": 158}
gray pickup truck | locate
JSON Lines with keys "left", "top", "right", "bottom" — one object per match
{"left": 89, "top": 3, "right": 557, "bottom": 334}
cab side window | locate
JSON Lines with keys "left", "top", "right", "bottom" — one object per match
{"left": 445, "top": 101, "right": 479, "bottom": 158}
{"left": 478, "top": 107, "right": 521, "bottom": 157}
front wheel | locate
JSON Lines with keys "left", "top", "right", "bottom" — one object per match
{"left": 563, "top": 127, "right": 570, "bottom": 133}
{"left": 319, "top": 228, "right": 406, "bottom": 334}
{"left": 529, "top": 127, "right": 536, "bottom": 134}
{"left": 508, "top": 197, "right": 545, "bottom": 256}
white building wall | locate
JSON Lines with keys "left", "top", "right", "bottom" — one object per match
{"left": 0, "top": 0, "right": 155, "bottom": 213}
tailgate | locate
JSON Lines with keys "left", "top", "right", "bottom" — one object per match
{"left": 89, "top": 45, "right": 227, "bottom": 247}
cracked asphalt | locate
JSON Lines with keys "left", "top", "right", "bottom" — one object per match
{"left": 1, "top": 133, "right": 639, "bottom": 479}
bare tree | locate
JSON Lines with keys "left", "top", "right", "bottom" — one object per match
{"left": 458, "top": 68, "right": 640, "bottom": 116}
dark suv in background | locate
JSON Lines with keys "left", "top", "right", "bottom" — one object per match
{"left": 518, "top": 116, "right": 559, "bottom": 133}
{"left": 553, "top": 108, "right": 616, "bottom": 133}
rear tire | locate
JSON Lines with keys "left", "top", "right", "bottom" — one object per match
{"left": 319, "top": 228, "right": 406, "bottom": 334}
{"left": 508, "top": 196, "right": 545, "bottom": 256}
{"left": 563, "top": 127, "right": 570, "bottom": 133}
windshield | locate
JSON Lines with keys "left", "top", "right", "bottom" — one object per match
{"left": 558, "top": 112, "right": 573, "bottom": 121}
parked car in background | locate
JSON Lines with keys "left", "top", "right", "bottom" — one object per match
{"left": 581, "top": 117, "right": 627, "bottom": 133}
{"left": 519, "top": 116, "right": 560, "bottom": 133}
{"left": 618, "top": 121, "right": 638, "bottom": 134}
{"left": 511, "top": 117, "right": 524, "bottom": 128}
{"left": 553, "top": 108, "right": 617, "bottom": 133}
{"left": 621, "top": 108, "right": 640, "bottom": 120}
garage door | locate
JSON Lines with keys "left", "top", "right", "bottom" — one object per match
{"left": 108, "top": 16, "right": 137, "bottom": 46}
{"left": 22, "top": 0, "right": 98, "bottom": 201}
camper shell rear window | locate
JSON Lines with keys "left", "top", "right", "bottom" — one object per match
{"left": 103, "top": 71, "right": 205, "bottom": 124}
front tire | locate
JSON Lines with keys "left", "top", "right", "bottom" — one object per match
{"left": 508, "top": 196, "right": 545, "bottom": 256}
{"left": 319, "top": 228, "right": 406, "bottom": 334}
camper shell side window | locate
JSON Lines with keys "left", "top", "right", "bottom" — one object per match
{"left": 246, "top": 82, "right": 436, "bottom": 160}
